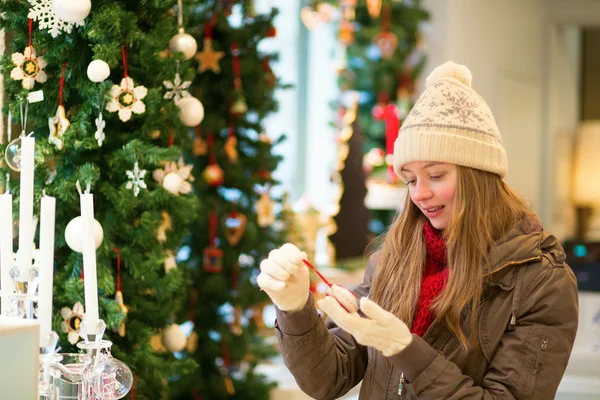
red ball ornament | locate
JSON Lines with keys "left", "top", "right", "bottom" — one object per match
{"left": 203, "top": 164, "right": 225, "bottom": 186}
{"left": 267, "top": 26, "right": 277, "bottom": 37}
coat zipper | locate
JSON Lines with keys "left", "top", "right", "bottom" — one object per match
{"left": 482, "top": 256, "right": 542, "bottom": 278}
{"left": 398, "top": 372, "right": 405, "bottom": 395}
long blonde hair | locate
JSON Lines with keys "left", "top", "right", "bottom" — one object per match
{"left": 369, "top": 166, "right": 535, "bottom": 348}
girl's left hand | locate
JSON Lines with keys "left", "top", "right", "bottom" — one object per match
{"left": 317, "top": 296, "right": 413, "bottom": 357}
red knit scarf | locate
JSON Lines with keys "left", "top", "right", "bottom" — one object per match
{"left": 411, "top": 220, "right": 449, "bottom": 337}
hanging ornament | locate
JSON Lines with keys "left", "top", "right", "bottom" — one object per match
{"left": 218, "top": 340, "right": 236, "bottom": 395}
{"left": 231, "top": 305, "right": 243, "bottom": 335}
{"left": 193, "top": 124, "right": 208, "bottom": 156}
{"left": 106, "top": 48, "right": 148, "bottom": 122}
{"left": 152, "top": 157, "right": 194, "bottom": 195}
{"left": 338, "top": 20, "right": 355, "bottom": 45}
{"left": 48, "top": 63, "right": 70, "bottom": 150}
{"left": 341, "top": 0, "right": 357, "bottom": 20}
{"left": 229, "top": 42, "right": 248, "bottom": 117}
{"left": 223, "top": 210, "right": 247, "bottom": 246}
{"left": 94, "top": 112, "right": 106, "bottom": 147}
{"left": 367, "top": 0, "right": 382, "bottom": 18}
{"left": 397, "top": 72, "right": 413, "bottom": 118}
{"left": 157, "top": 211, "right": 172, "bottom": 243}
{"left": 169, "top": 0, "right": 197, "bottom": 61}
{"left": 372, "top": 93, "right": 400, "bottom": 183}
{"left": 28, "top": 0, "right": 85, "bottom": 37}
{"left": 114, "top": 248, "right": 128, "bottom": 337}
{"left": 10, "top": 20, "right": 47, "bottom": 89}
{"left": 195, "top": 22, "right": 224, "bottom": 73}
{"left": 204, "top": 211, "right": 223, "bottom": 273}
{"left": 126, "top": 161, "right": 147, "bottom": 197}
{"left": 169, "top": 28, "right": 198, "bottom": 60}
{"left": 164, "top": 251, "right": 177, "bottom": 273}
{"left": 162, "top": 323, "right": 186, "bottom": 352}
{"left": 374, "top": 6, "right": 398, "bottom": 59}
{"left": 163, "top": 65, "right": 191, "bottom": 104}
{"left": 255, "top": 188, "right": 275, "bottom": 228}
{"left": 256, "top": 169, "right": 272, "bottom": 181}
{"left": 60, "top": 301, "right": 84, "bottom": 344}
{"left": 262, "top": 57, "right": 276, "bottom": 88}
{"left": 178, "top": 96, "right": 204, "bottom": 127}
{"left": 65, "top": 216, "right": 104, "bottom": 253}
{"left": 300, "top": 2, "right": 335, "bottom": 30}
{"left": 202, "top": 135, "right": 225, "bottom": 186}
{"left": 225, "top": 120, "right": 238, "bottom": 162}
{"left": 53, "top": 0, "right": 91, "bottom": 23}
{"left": 186, "top": 331, "right": 199, "bottom": 353}
{"left": 87, "top": 59, "right": 110, "bottom": 82}
{"left": 374, "top": 32, "right": 398, "bottom": 59}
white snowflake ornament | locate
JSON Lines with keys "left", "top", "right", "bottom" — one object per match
{"left": 28, "top": 0, "right": 85, "bottom": 38}
{"left": 126, "top": 161, "right": 147, "bottom": 197}
{"left": 10, "top": 46, "right": 48, "bottom": 89}
{"left": 61, "top": 301, "right": 84, "bottom": 344}
{"left": 95, "top": 112, "right": 106, "bottom": 146}
{"left": 163, "top": 73, "right": 191, "bottom": 104}
{"left": 106, "top": 77, "right": 148, "bottom": 122}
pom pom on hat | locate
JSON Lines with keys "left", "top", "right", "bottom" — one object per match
{"left": 425, "top": 61, "right": 472, "bottom": 88}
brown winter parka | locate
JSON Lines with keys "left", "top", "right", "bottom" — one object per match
{"left": 274, "top": 222, "right": 579, "bottom": 399}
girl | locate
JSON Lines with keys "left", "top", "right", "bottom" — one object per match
{"left": 257, "top": 61, "right": 578, "bottom": 399}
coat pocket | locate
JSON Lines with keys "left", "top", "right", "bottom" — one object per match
{"left": 518, "top": 326, "right": 548, "bottom": 394}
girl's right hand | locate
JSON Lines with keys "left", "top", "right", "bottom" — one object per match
{"left": 257, "top": 243, "right": 310, "bottom": 312}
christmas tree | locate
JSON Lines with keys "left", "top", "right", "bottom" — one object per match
{"left": 0, "top": 0, "right": 201, "bottom": 398}
{"left": 316, "top": 0, "right": 430, "bottom": 236}
{"left": 169, "top": 3, "right": 285, "bottom": 399}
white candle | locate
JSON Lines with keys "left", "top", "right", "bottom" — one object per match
{"left": 80, "top": 193, "right": 99, "bottom": 330}
{"left": 17, "top": 136, "right": 35, "bottom": 275}
{"left": 38, "top": 195, "right": 55, "bottom": 335}
{"left": 0, "top": 193, "right": 13, "bottom": 315}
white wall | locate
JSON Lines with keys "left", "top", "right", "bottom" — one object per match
{"left": 421, "top": 0, "right": 573, "bottom": 226}
{"left": 545, "top": 26, "right": 581, "bottom": 240}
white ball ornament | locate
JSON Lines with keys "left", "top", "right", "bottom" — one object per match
{"left": 65, "top": 216, "right": 104, "bottom": 253}
{"left": 52, "top": 0, "right": 91, "bottom": 23}
{"left": 169, "top": 28, "right": 198, "bottom": 61}
{"left": 87, "top": 60, "right": 111, "bottom": 83}
{"left": 162, "top": 324, "right": 186, "bottom": 352}
{"left": 163, "top": 172, "right": 183, "bottom": 195}
{"left": 178, "top": 96, "right": 205, "bottom": 127}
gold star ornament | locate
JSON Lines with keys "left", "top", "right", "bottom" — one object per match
{"left": 195, "top": 38, "right": 225, "bottom": 73}
{"left": 48, "top": 105, "right": 70, "bottom": 150}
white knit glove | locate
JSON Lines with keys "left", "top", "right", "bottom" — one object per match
{"left": 317, "top": 296, "right": 413, "bottom": 357}
{"left": 257, "top": 243, "right": 310, "bottom": 312}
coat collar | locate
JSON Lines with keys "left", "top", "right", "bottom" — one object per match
{"left": 482, "top": 215, "right": 565, "bottom": 289}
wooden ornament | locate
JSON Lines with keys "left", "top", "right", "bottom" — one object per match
{"left": 223, "top": 211, "right": 246, "bottom": 246}
{"left": 193, "top": 137, "right": 208, "bottom": 156}
{"left": 115, "top": 290, "right": 128, "bottom": 337}
{"left": 224, "top": 136, "right": 238, "bottom": 162}
{"left": 203, "top": 247, "right": 224, "bottom": 273}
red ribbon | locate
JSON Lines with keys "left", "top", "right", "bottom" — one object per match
{"left": 130, "top": 376, "right": 138, "bottom": 400}
{"left": 114, "top": 247, "right": 121, "bottom": 292}
{"left": 209, "top": 211, "right": 217, "bottom": 247}
{"left": 28, "top": 18, "right": 32, "bottom": 48}
{"left": 59, "top": 63, "right": 67, "bottom": 106}
{"left": 207, "top": 133, "right": 216, "bottom": 165}
{"left": 121, "top": 46, "right": 129, "bottom": 91}
{"left": 372, "top": 97, "right": 400, "bottom": 179}
{"left": 231, "top": 42, "right": 241, "bottom": 89}
{"left": 221, "top": 339, "right": 231, "bottom": 367}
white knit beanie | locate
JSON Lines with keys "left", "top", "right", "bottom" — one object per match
{"left": 393, "top": 61, "right": 507, "bottom": 179}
